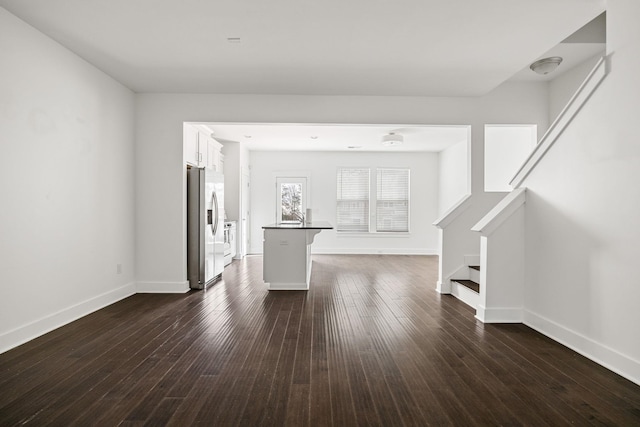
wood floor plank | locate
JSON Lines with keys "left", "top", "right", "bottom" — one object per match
{"left": 400, "top": 311, "right": 568, "bottom": 425}
{"left": 0, "top": 254, "right": 639, "bottom": 426}
{"left": 428, "top": 304, "right": 615, "bottom": 425}
{"left": 284, "top": 383, "right": 310, "bottom": 427}
{"left": 484, "top": 323, "right": 640, "bottom": 425}
{"left": 309, "top": 278, "right": 333, "bottom": 427}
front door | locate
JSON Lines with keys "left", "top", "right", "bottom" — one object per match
{"left": 276, "top": 176, "right": 307, "bottom": 223}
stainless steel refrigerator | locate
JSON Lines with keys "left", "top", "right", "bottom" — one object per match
{"left": 187, "top": 167, "right": 224, "bottom": 289}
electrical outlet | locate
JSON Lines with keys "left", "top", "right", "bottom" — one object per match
{"left": 116, "top": 264, "right": 122, "bottom": 274}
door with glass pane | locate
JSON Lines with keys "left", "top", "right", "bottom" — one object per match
{"left": 276, "top": 177, "right": 307, "bottom": 223}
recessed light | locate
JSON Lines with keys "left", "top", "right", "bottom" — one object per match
{"left": 347, "top": 145, "right": 362, "bottom": 149}
{"left": 310, "top": 136, "right": 318, "bottom": 140}
{"left": 227, "top": 37, "right": 241, "bottom": 43}
{"left": 244, "top": 135, "right": 252, "bottom": 139}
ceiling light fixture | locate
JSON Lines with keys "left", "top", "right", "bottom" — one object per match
{"left": 382, "top": 132, "right": 403, "bottom": 147}
{"left": 529, "top": 56, "right": 563, "bottom": 75}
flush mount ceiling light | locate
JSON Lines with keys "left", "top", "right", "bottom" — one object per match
{"left": 530, "top": 56, "right": 563, "bottom": 75}
{"left": 382, "top": 132, "right": 403, "bottom": 147}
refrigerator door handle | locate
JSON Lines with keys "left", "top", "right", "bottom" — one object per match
{"left": 212, "top": 191, "right": 219, "bottom": 236}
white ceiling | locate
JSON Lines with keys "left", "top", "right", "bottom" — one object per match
{"left": 509, "top": 43, "right": 605, "bottom": 82}
{"left": 200, "top": 123, "right": 470, "bottom": 152}
{"left": 0, "top": 0, "right": 605, "bottom": 96}
{"left": 510, "top": 12, "right": 606, "bottom": 82}
{"left": 2, "top": 0, "right": 606, "bottom": 152}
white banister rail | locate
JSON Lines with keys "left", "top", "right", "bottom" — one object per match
{"left": 433, "top": 194, "right": 472, "bottom": 229}
{"left": 471, "top": 188, "right": 526, "bottom": 235}
{"left": 510, "top": 56, "right": 609, "bottom": 188}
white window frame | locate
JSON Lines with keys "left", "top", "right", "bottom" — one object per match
{"left": 274, "top": 171, "right": 310, "bottom": 224}
{"left": 336, "top": 167, "right": 410, "bottom": 235}
{"left": 336, "top": 167, "right": 370, "bottom": 233}
{"left": 376, "top": 167, "right": 410, "bottom": 233}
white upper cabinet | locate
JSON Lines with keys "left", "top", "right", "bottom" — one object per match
{"left": 207, "top": 137, "right": 223, "bottom": 172}
{"left": 184, "top": 124, "right": 222, "bottom": 171}
{"left": 183, "top": 124, "right": 200, "bottom": 166}
{"left": 197, "top": 130, "right": 209, "bottom": 168}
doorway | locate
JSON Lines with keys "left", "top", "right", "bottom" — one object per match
{"left": 275, "top": 176, "right": 307, "bottom": 223}
{"left": 240, "top": 171, "right": 250, "bottom": 256}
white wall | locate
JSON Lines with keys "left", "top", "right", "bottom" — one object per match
{"left": 221, "top": 141, "right": 250, "bottom": 258}
{"left": 135, "top": 81, "right": 549, "bottom": 292}
{"left": 437, "top": 139, "right": 470, "bottom": 215}
{"left": 0, "top": 8, "right": 136, "bottom": 352}
{"left": 549, "top": 53, "right": 605, "bottom": 123}
{"left": 249, "top": 151, "right": 439, "bottom": 254}
{"left": 222, "top": 141, "right": 242, "bottom": 221}
{"left": 522, "top": 0, "right": 640, "bottom": 383}
{"left": 484, "top": 125, "right": 537, "bottom": 192}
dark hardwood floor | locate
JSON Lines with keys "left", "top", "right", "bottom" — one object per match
{"left": 1, "top": 255, "right": 639, "bottom": 426}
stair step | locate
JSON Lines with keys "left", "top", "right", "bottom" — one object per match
{"left": 468, "top": 265, "right": 480, "bottom": 283}
{"left": 452, "top": 279, "right": 479, "bottom": 293}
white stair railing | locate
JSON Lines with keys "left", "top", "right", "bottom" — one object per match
{"left": 510, "top": 56, "right": 609, "bottom": 188}
{"left": 471, "top": 188, "right": 526, "bottom": 323}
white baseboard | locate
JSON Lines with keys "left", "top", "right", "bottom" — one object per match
{"left": 0, "top": 282, "right": 136, "bottom": 354}
{"left": 438, "top": 263, "right": 467, "bottom": 295}
{"left": 436, "top": 280, "right": 451, "bottom": 294}
{"left": 524, "top": 310, "right": 640, "bottom": 386}
{"left": 136, "top": 281, "right": 190, "bottom": 293}
{"left": 249, "top": 247, "right": 438, "bottom": 256}
{"left": 312, "top": 248, "right": 439, "bottom": 255}
{"left": 267, "top": 282, "right": 310, "bottom": 291}
{"left": 476, "top": 305, "right": 523, "bottom": 323}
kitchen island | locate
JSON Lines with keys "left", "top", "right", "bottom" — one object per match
{"left": 262, "top": 221, "right": 333, "bottom": 290}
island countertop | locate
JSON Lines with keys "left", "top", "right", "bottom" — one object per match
{"left": 262, "top": 221, "right": 332, "bottom": 290}
{"left": 262, "top": 221, "right": 333, "bottom": 230}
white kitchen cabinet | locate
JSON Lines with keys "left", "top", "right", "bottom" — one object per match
{"left": 262, "top": 222, "right": 333, "bottom": 290}
{"left": 184, "top": 124, "right": 222, "bottom": 170}
{"left": 196, "top": 130, "right": 209, "bottom": 168}
{"left": 224, "top": 221, "right": 237, "bottom": 266}
{"left": 207, "top": 138, "right": 223, "bottom": 172}
{"left": 183, "top": 124, "right": 200, "bottom": 166}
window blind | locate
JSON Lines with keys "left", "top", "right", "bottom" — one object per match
{"left": 376, "top": 168, "right": 409, "bottom": 232}
{"left": 336, "top": 168, "right": 370, "bottom": 232}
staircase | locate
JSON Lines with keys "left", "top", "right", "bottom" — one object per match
{"left": 451, "top": 264, "right": 480, "bottom": 309}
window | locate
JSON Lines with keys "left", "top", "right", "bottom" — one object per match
{"left": 281, "top": 183, "right": 302, "bottom": 221}
{"left": 276, "top": 176, "right": 306, "bottom": 222}
{"left": 336, "top": 168, "right": 370, "bottom": 232}
{"left": 336, "top": 167, "right": 410, "bottom": 233}
{"left": 376, "top": 168, "right": 410, "bottom": 232}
